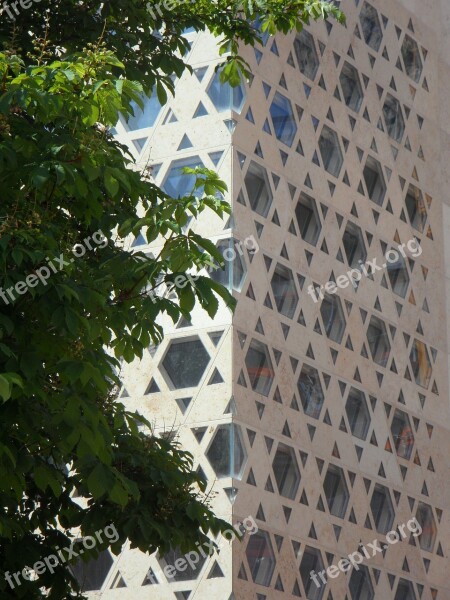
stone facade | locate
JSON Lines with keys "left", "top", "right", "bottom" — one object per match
{"left": 81, "top": 1, "right": 450, "bottom": 598}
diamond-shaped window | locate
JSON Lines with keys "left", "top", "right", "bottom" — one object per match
{"left": 405, "top": 184, "right": 427, "bottom": 232}
{"left": 297, "top": 364, "right": 324, "bottom": 420}
{"left": 253, "top": 16, "right": 270, "bottom": 46}
{"left": 387, "top": 253, "right": 409, "bottom": 298}
{"left": 360, "top": 1, "right": 383, "bottom": 51}
{"left": 318, "top": 126, "right": 343, "bottom": 177}
{"left": 161, "top": 337, "right": 210, "bottom": 389}
{"left": 207, "top": 70, "right": 246, "bottom": 113}
{"left": 363, "top": 156, "right": 386, "bottom": 205}
{"left": 391, "top": 409, "right": 414, "bottom": 460}
{"left": 343, "top": 222, "right": 367, "bottom": 267}
{"left": 395, "top": 579, "right": 417, "bottom": 600}
{"left": 350, "top": 566, "right": 374, "bottom": 600}
{"left": 321, "top": 294, "right": 346, "bottom": 344}
{"left": 245, "top": 339, "right": 274, "bottom": 396}
{"left": 409, "top": 339, "right": 432, "bottom": 389}
{"left": 370, "top": 484, "right": 394, "bottom": 534}
{"left": 123, "top": 89, "right": 162, "bottom": 131}
{"left": 271, "top": 263, "right": 298, "bottom": 319}
{"left": 367, "top": 316, "right": 390, "bottom": 367}
{"left": 294, "top": 30, "right": 319, "bottom": 80}
{"left": 244, "top": 161, "right": 273, "bottom": 217}
{"left": 401, "top": 35, "right": 423, "bottom": 83}
{"left": 323, "top": 465, "right": 349, "bottom": 518}
{"left": 206, "top": 424, "right": 247, "bottom": 479}
{"left": 346, "top": 387, "right": 370, "bottom": 441}
{"left": 71, "top": 549, "right": 113, "bottom": 592}
{"left": 162, "top": 156, "right": 204, "bottom": 198}
{"left": 340, "top": 62, "right": 364, "bottom": 112}
{"left": 272, "top": 443, "right": 300, "bottom": 499}
{"left": 300, "top": 546, "right": 324, "bottom": 600}
{"left": 270, "top": 92, "right": 297, "bottom": 147}
{"left": 383, "top": 94, "right": 405, "bottom": 142}
{"left": 246, "top": 530, "right": 275, "bottom": 587}
{"left": 295, "top": 192, "right": 322, "bottom": 246}
{"left": 209, "top": 238, "right": 246, "bottom": 291}
{"left": 159, "top": 547, "right": 208, "bottom": 581}
{"left": 415, "top": 502, "right": 437, "bottom": 552}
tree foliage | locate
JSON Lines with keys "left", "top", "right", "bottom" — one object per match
{"left": 0, "top": 0, "right": 343, "bottom": 597}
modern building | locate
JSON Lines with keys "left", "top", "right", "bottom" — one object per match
{"left": 81, "top": 0, "right": 450, "bottom": 598}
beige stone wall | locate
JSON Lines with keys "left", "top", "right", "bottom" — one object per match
{"left": 85, "top": 1, "right": 450, "bottom": 598}
{"left": 231, "top": 1, "right": 450, "bottom": 598}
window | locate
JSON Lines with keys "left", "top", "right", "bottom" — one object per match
{"left": 345, "top": 388, "right": 370, "bottom": 440}
{"left": 359, "top": 2, "right": 383, "bottom": 51}
{"left": 343, "top": 222, "right": 366, "bottom": 267}
{"left": 209, "top": 238, "right": 246, "bottom": 291}
{"left": 367, "top": 316, "right": 390, "bottom": 367}
{"left": 323, "top": 465, "right": 349, "bottom": 518}
{"left": 394, "top": 579, "right": 417, "bottom": 600}
{"left": 349, "top": 565, "right": 374, "bottom": 600}
{"left": 405, "top": 185, "right": 427, "bottom": 232}
{"left": 123, "top": 89, "right": 162, "bottom": 131}
{"left": 383, "top": 94, "right": 405, "bottom": 142}
{"left": 271, "top": 264, "right": 299, "bottom": 318}
{"left": 294, "top": 30, "right": 319, "bottom": 80}
{"left": 70, "top": 549, "right": 113, "bottom": 592}
{"left": 340, "top": 62, "right": 363, "bottom": 112}
{"left": 409, "top": 339, "right": 432, "bottom": 389}
{"left": 401, "top": 35, "right": 423, "bottom": 82}
{"left": 387, "top": 254, "right": 409, "bottom": 298}
{"left": 244, "top": 161, "right": 273, "bottom": 217}
{"left": 245, "top": 340, "right": 274, "bottom": 396}
{"left": 321, "top": 295, "right": 345, "bottom": 344}
{"left": 206, "top": 424, "right": 247, "bottom": 479}
{"left": 300, "top": 546, "right": 324, "bottom": 600}
{"left": 391, "top": 410, "right": 414, "bottom": 460}
{"left": 318, "top": 126, "right": 343, "bottom": 177}
{"left": 415, "top": 502, "right": 436, "bottom": 552}
{"left": 370, "top": 484, "right": 394, "bottom": 533}
{"left": 207, "top": 70, "right": 245, "bottom": 113}
{"left": 272, "top": 444, "right": 300, "bottom": 499}
{"left": 162, "top": 156, "right": 204, "bottom": 198}
{"left": 161, "top": 337, "right": 210, "bottom": 389}
{"left": 295, "top": 193, "right": 321, "bottom": 245}
{"left": 253, "top": 16, "right": 270, "bottom": 46}
{"left": 159, "top": 548, "right": 207, "bottom": 581}
{"left": 246, "top": 531, "right": 275, "bottom": 586}
{"left": 363, "top": 156, "right": 386, "bottom": 205}
{"left": 297, "top": 364, "right": 324, "bottom": 419}
{"left": 269, "top": 92, "right": 297, "bottom": 146}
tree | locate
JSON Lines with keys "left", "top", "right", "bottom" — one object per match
{"left": 0, "top": 1, "right": 344, "bottom": 597}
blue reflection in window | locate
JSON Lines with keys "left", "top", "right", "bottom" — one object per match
{"left": 125, "top": 89, "right": 162, "bottom": 131}
{"left": 269, "top": 92, "right": 297, "bottom": 147}
{"left": 253, "top": 16, "right": 270, "bottom": 46}
{"left": 207, "top": 71, "right": 245, "bottom": 113}
{"left": 162, "top": 156, "right": 204, "bottom": 198}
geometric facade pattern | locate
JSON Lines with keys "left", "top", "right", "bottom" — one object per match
{"left": 88, "top": 1, "right": 450, "bottom": 598}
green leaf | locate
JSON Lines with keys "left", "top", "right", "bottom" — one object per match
{"left": 104, "top": 169, "right": 120, "bottom": 197}
{"left": 0, "top": 375, "right": 11, "bottom": 402}
{"left": 156, "top": 81, "right": 167, "bottom": 105}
